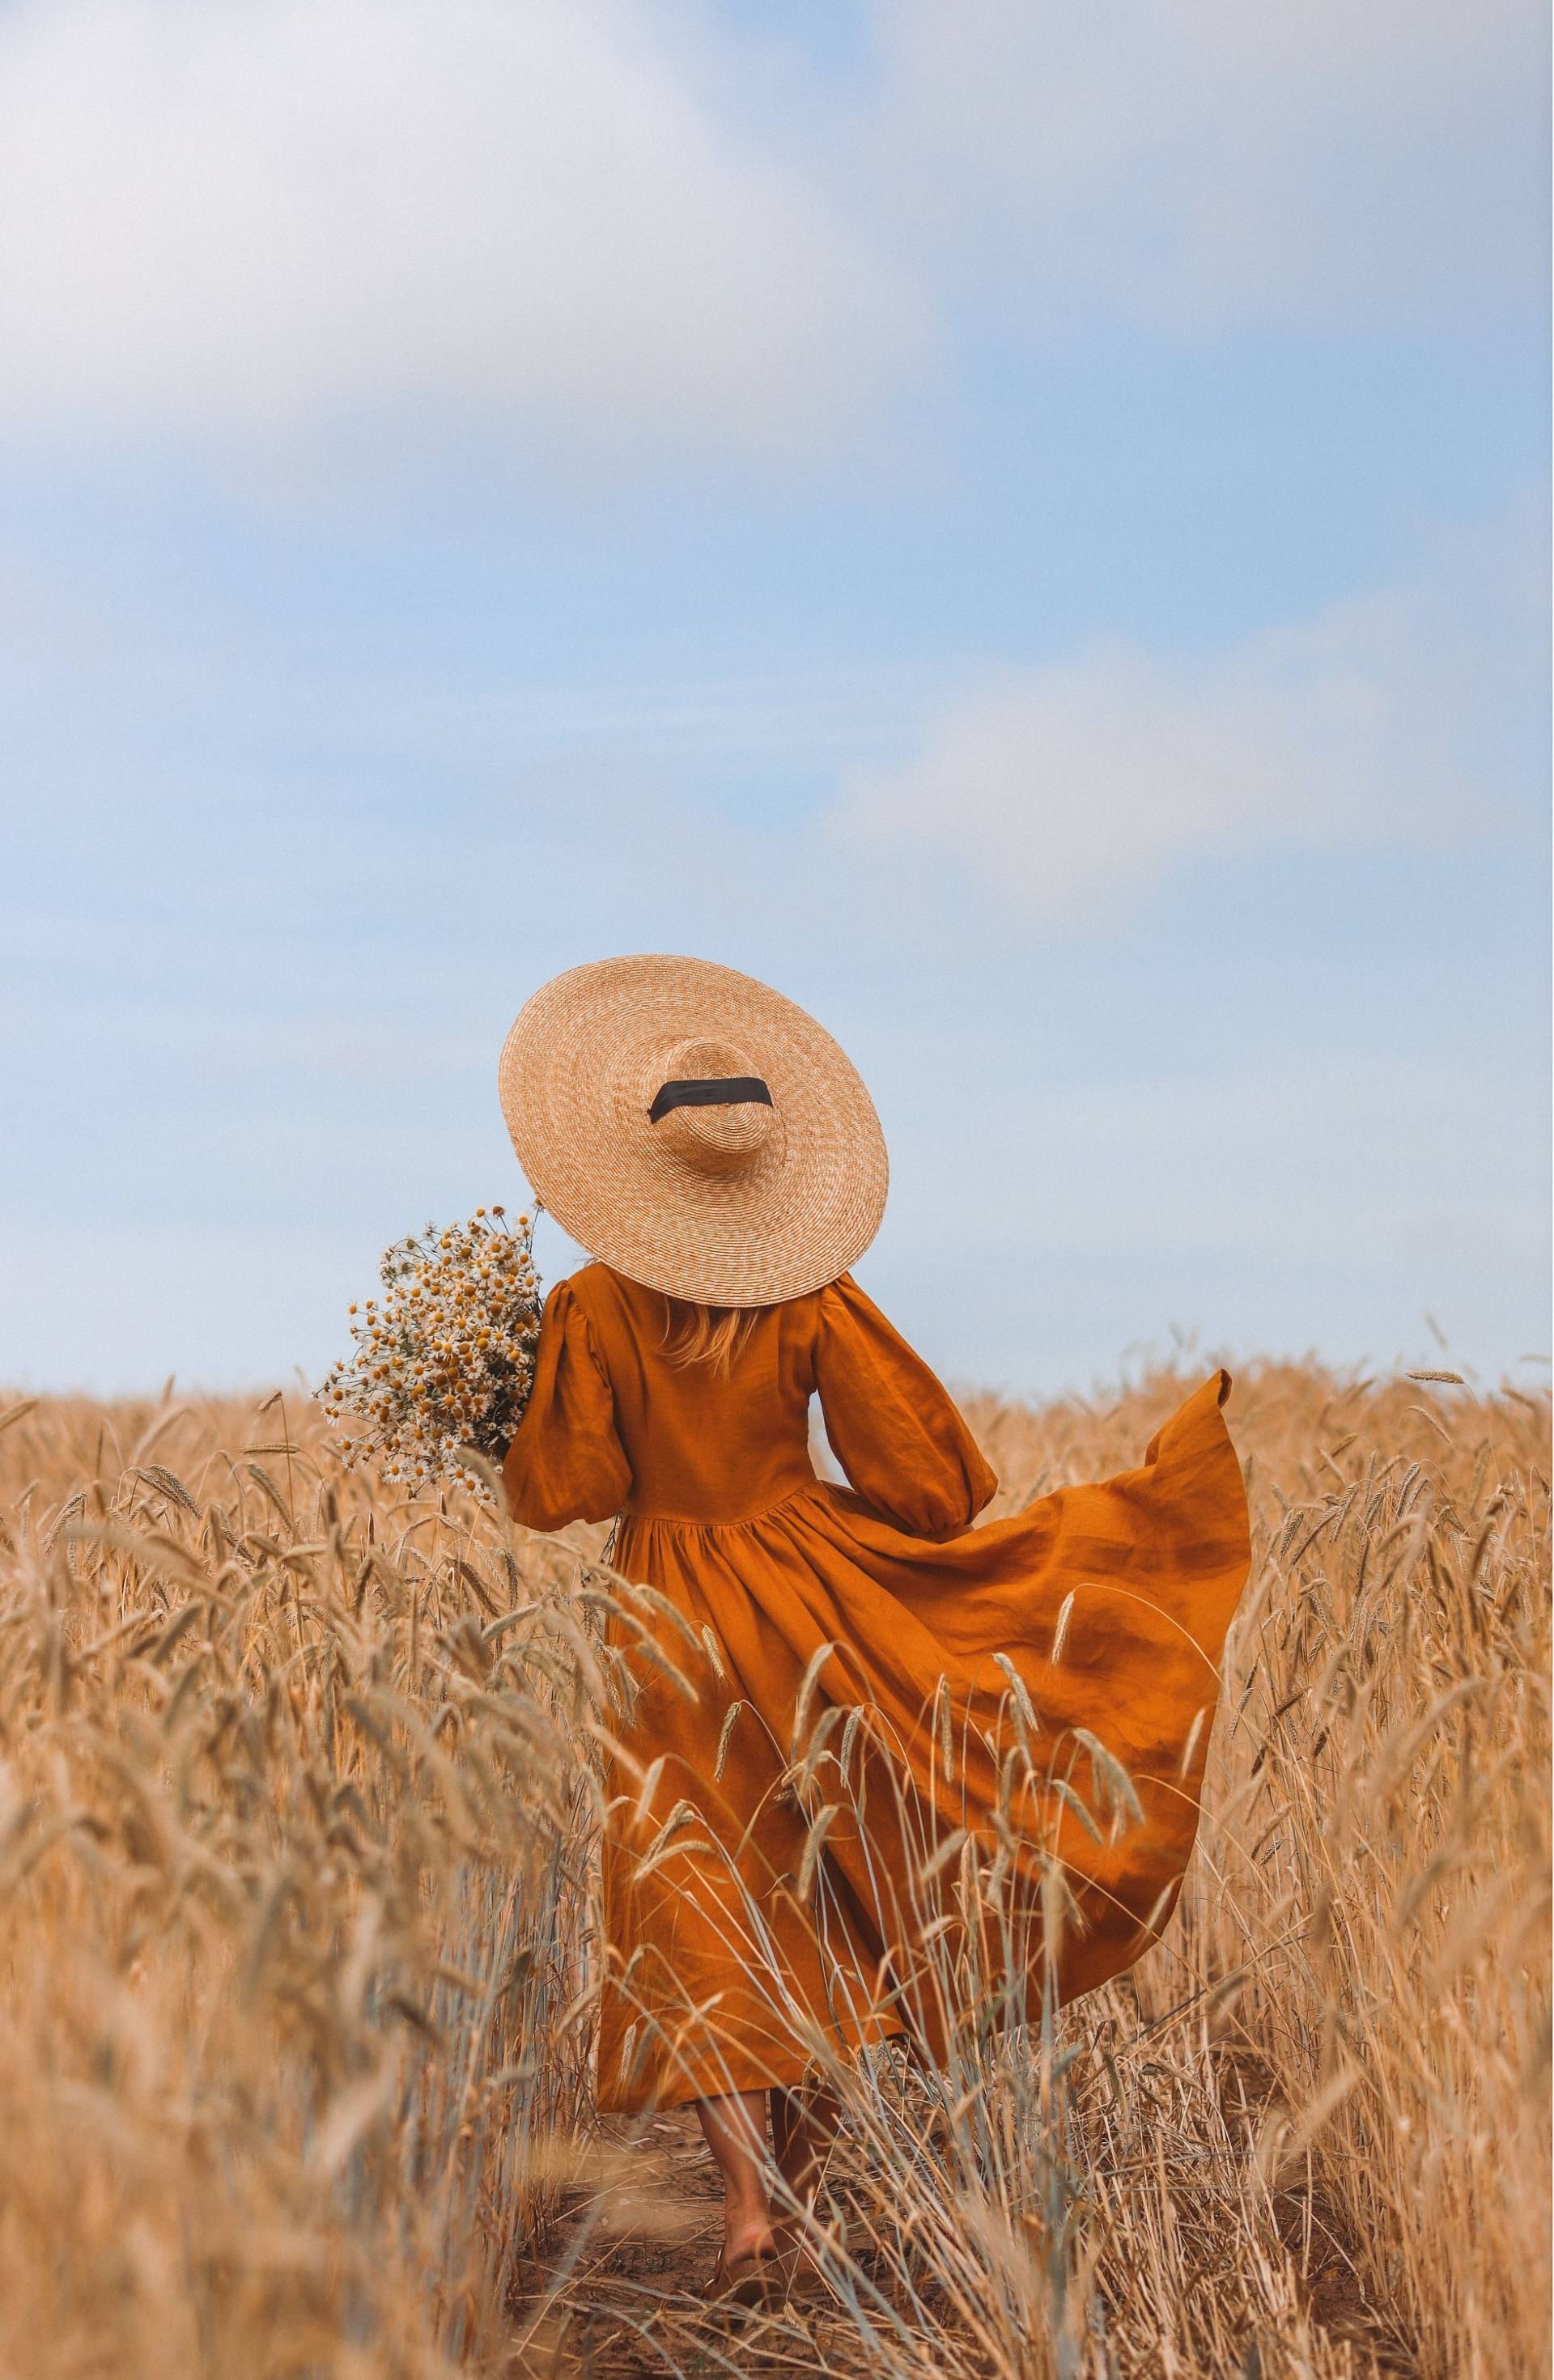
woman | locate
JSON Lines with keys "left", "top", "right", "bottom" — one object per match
{"left": 499, "top": 955, "right": 1250, "bottom": 2301}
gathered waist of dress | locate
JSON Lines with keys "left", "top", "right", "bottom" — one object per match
{"left": 620, "top": 1471, "right": 835, "bottom": 1530}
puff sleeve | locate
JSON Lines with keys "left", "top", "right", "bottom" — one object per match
{"left": 501, "top": 1279, "right": 632, "bottom": 1531}
{"left": 813, "top": 1275, "right": 997, "bottom": 1538}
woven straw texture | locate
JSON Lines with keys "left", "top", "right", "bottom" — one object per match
{"left": 499, "top": 955, "right": 888, "bottom": 1307}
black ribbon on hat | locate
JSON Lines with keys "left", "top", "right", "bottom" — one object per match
{"left": 648, "top": 1075, "right": 773, "bottom": 1125}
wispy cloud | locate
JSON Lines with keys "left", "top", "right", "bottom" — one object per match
{"left": 864, "top": 0, "right": 1545, "bottom": 329}
{"left": 834, "top": 519, "right": 1540, "bottom": 924}
{"left": 0, "top": 0, "right": 919, "bottom": 459}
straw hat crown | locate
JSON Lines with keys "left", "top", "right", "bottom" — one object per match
{"left": 499, "top": 955, "right": 888, "bottom": 1308}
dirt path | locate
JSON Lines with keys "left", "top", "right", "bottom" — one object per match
{"left": 551, "top": 2111, "right": 722, "bottom": 2366}
{"left": 514, "top": 2102, "right": 1398, "bottom": 2380}
{"left": 517, "top": 2110, "right": 868, "bottom": 2377}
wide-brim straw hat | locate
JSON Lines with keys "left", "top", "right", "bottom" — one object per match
{"left": 499, "top": 955, "right": 888, "bottom": 1307}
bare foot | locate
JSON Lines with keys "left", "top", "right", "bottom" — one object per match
{"left": 705, "top": 2225, "right": 781, "bottom": 2305}
{"left": 771, "top": 2206, "right": 834, "bottom": 2293}
{"left": 694, "top": 2089, "right": 779, "bottom": 2302}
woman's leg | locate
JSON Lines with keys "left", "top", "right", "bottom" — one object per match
{"left": 694, "top": 2090, "right": 777, "bottom": 2271}
{"left": 770, "top": 2080, "right": 841, "bottom": 2251}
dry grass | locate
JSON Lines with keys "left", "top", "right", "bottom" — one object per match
{"left": 0, "top": 1361, "right": 1546, "bottom": 2378}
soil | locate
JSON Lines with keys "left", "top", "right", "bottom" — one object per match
{"left": 513, "top": 2107, "right": 854, "bottom": 2376}
{"left": 512, "top": 2101, "right": 1403, "bottom": 2380}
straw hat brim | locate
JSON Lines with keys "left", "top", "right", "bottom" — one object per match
{"left": 498, "top": 955, "right": 888, "bottom": 1308}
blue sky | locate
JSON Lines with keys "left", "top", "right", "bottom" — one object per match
{"left": 2, "top": 0, "right": 1548, "bottom": 1399}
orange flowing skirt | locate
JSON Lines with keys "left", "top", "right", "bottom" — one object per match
{"left": 592, "top": 1372, "right": 1250, "bottom": 2112}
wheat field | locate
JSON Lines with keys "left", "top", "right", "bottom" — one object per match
{"left": 0, "top": 1360, "right": 1546, "bottom": 2379}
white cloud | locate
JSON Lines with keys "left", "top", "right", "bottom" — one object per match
{"left": 864, "top": 0, "right": 1545, "bottom": 328}
{"left": 0, "top": 0, "right": 1536, "bottom": 465}
{"left": 834, "top": 530, "right": 1533, "bottom": 923}
{"left": 0, "top": 0, "right": 919, "bottom": 456}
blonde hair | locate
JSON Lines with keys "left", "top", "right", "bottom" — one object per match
{"left": 660, "top": 1295, "right": 758, "bottom": 1378}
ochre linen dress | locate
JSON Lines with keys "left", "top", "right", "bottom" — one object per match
{"left": 501, "top": 1263, "right": 1250, "bottom": 2115}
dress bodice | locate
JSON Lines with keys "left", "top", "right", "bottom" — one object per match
{"left": 501, "top": 1262, "right": 998, "bottom": 1536}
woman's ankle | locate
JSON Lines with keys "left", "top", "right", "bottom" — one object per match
{"left": 722, "top": 2207, "right": 778, "bottom": 2263}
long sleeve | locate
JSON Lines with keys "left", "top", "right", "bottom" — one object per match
{"left": 813, "top": 1275, "right": 997, "bottom": 1538}
{"left": 501, "top": 1279, "right": 632, "bottom": 1531}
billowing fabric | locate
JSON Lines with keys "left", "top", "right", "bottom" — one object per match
{"left": 501, "top": 1264, "right": 1250, "bottom": 2114}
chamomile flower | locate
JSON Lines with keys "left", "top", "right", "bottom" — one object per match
{"left": 317, "top": 1206, "right": 544, "bottom": 1500}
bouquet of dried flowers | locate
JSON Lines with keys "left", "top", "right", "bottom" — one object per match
{"left": 318, "top": 1206, "right": 544, "bottom": 1497}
